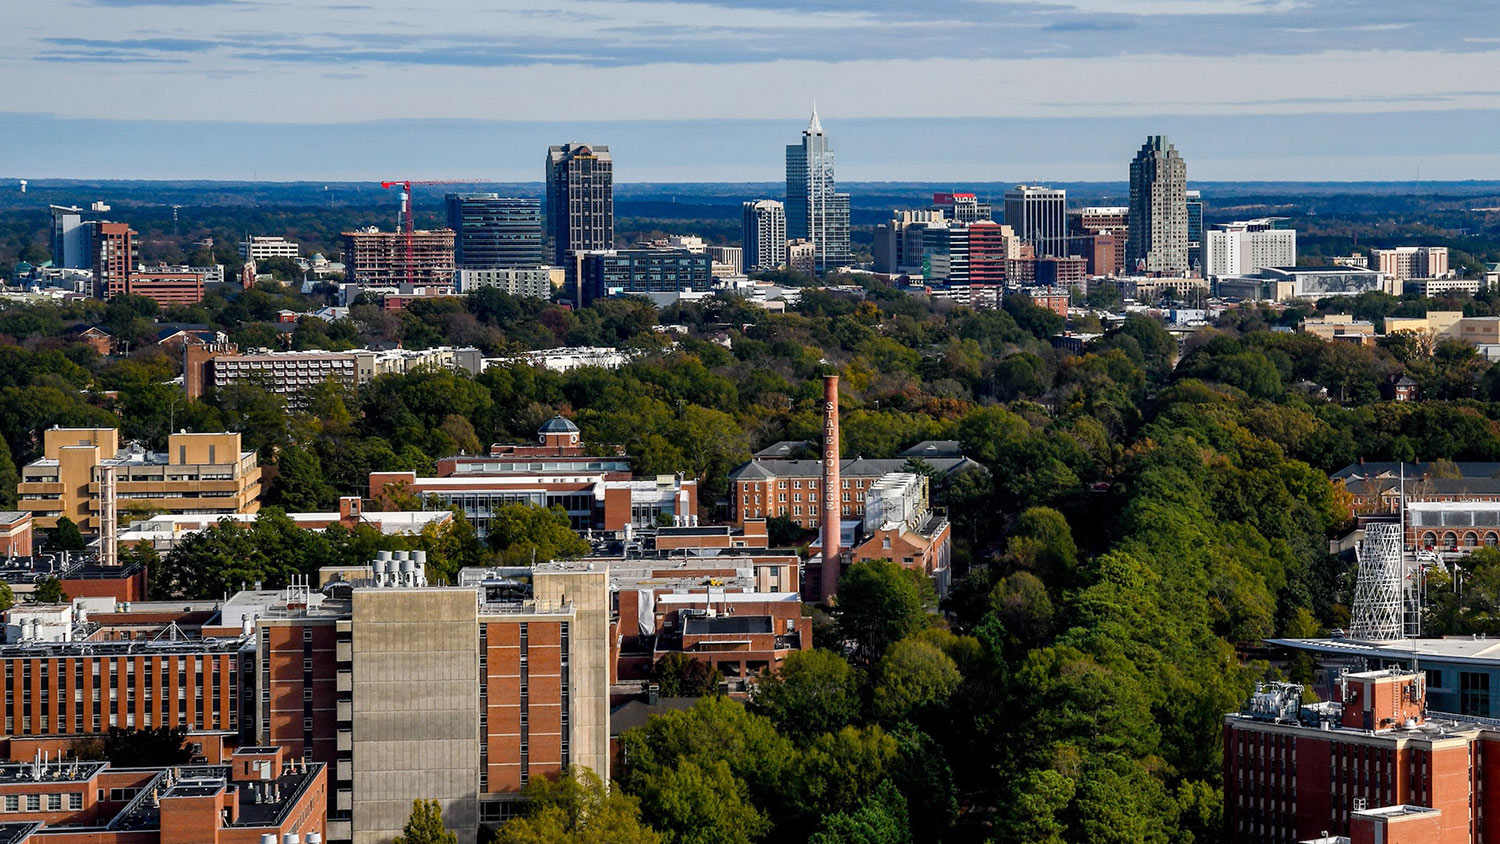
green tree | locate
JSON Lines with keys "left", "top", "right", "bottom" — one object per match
{"left": 766, "top": 513, "right": 804, "bottom": 547}
{"left": 0, "top": 582, "right": 14, "bottom": 613}
{"left": 871, "top": 637, "right": 961, "bottom": 724}
{"left": 50, "top": 516, "right": 86, "bottom": 551}
{"left": 808, "top": 780, "right": 911, "bottom": 844}
{"left": 394, "top": 798, "right": 459, "bottom": 844}
{"left": 633, "top": 758, "right": 766, "bottom": 844}
{"left": 272, "top": 445, "right": 337, "bottom": 511}
{"left": 749, "top": 648, "right": 859, "bottom": 741}
{"left": 0, "top": 446, "right": 17, "bottom": 508}
{"left": 493, "top": 767, "right": 659, "bottom": 844}
{"left": 487, "top": 503, "right": 590, "bottom": 565}
{"left": 1005, "top": 507, "right": 1078, "bottom": 587}
{"left": 31, "top": 577, "right": 69, "bottom": 604}
{"left": 650, "top": 653, "right": 722, "bottom": 698}
{"left": 836, "top": 560, "right": 931, "bottom": 662}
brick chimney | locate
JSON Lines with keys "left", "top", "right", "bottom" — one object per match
{"left": 820, "top": 375, "right": 842, "bottom": 602}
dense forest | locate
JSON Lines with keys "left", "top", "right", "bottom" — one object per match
{"left": 16, "top": 276, "right": 1500, "bottom": 841}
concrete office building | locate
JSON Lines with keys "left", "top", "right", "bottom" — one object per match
{"left": 124, "top": 269, "right": 205, "bottom": 306}
{"left": 573, "top": 249, "right": 714, "bottom": 307}
{"left": 341, "top": 228, "right": 455, "bottom": 287}
{"left": 1071, "top": 207, "right": 1129, "bottom": 277}
{"left": 545, "top": 144, "right": 614, "bottom": 266}
{"left": 446, "top": 194, "right": 544, "bottom": 269}
{"left": 1216, "top": 266, "right": 1394, "bottom": 302}
{"left": 786, "top": 239, "right": 816, "bottom": 276}
{"left": 1127, "top": 136, "right": 1189, "bottom": 275}
{"left": 1204, "top": 219, "right": 1298, "bottom": 278}
{"left": 456, "top": 267, "right": 557, "bottom": 299}
{"left": 240, "top": 236, "right": 301, "bottom": 262}
{"left": 228, "top": 557, "right": 611, "bottom": 843}
{"left": 1375, "top": 247, "right": 1451, "bottom": 282}
{"left": 742, "top": 200, "right": 788, "bottom": 271}
{"left": 1002, "top": 185, "right": 1068, "bottom": 258}
{"left": 785, "top": 109, "right": 850, "bottom": 273}
{"left": 709, "top": 246, "right": 742, "bottom": 277}
{"left": 16, "top": 429, "right": 261, "bottom": 533}
{"left": 873, "top": 210, "right": 945, "bottom": 275}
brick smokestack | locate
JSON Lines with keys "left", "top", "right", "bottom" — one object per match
{"left": 820, "top": 375, "right": 842, "bottom": 602}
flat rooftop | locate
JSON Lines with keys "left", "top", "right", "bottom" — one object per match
{"left": 1267, "top": 637, "right": 1500, "bottom": 665}
{"left": 0, "top": 760, "right": 106, "bottom": 785}
{"left": 684, "top": 615, "right": 773, "bottom": 635}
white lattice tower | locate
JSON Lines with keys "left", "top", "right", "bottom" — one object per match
{"left": 1352, "top": 522, "right": 1404, "bottom": 640}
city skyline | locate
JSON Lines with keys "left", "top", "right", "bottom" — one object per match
{"left": 5, "top": 1, "right": 1500, "bottom": 180}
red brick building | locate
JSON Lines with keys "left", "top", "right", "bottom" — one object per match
{"left": 1225, "top": 670, "right": 1499, "bottom": 844}
{"left": 967, "top": 222, "right": 1014, "bottom": 286}
{"left": 92, "top": 223, "right": 136, "bottom": 301}
{"left": 0, "top": 514, "right": 32, "bottom": 559}
{"left": 126, "top": 270, "right": 205, "bottom": 306}
{"left": 0, "top": 745, "right": 326, "bottom": 844}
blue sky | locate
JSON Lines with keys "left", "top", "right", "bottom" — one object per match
{"left": 5, "top": 0, "right": 1500, "bottom": 181}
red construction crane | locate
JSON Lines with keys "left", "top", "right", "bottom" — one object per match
{"left": 379, "top": 179, "right": 481, "bottom": 285}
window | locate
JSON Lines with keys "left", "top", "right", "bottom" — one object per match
{"left": 4, "top": 795, "right": 16, "bottom": 812}
{"left": 1461, "top": 671, "right": 1490, "bottom": 716}
{"left": 25, "top": 796, "right": 39, "bottom": 812}
{"left": 1426, "top": 669, "right": 1444, "bottom": 690}
{"left": 47, "top": 794, "right": 61, "bottom": 811}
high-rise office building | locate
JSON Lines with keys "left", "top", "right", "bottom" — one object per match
{"left": 1374, "top": 246, "right": 1450, "bottom": 281}
{"left": 1002, "top": 185, "right": 1068, "bottom": 258}
{"left": 933, "top": 192, "right": 992, "bottom": 224}
{"left": 785, "top": 109, "right": 850, "bottom": 273}
{"left": 742, "top": 200, "right": 787, "bottom": 271}
{"left": 873, "top": 210, "right": 945, "bottom": 275}
{"left": 1186, "top": 190, "right": 1204, "bottom": 272}
{"left": 446, "top": 194, "right": 544, "bottom": 269}
{"left": 49, "top": 205, "right": 90, "bottom": 270}
{"left": 545, "top": 144, "right": 614, "bottom": 266}
{"left": 1127, "top": 135, "right": 1189, "bottom": 275}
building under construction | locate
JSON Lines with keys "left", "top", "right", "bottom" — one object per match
{"left": 341, "top": 227, "right": 455, "bottom": 287}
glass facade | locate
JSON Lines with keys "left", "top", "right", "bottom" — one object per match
{"left": 447, "top": 194, "right": 544, "bottom": 269}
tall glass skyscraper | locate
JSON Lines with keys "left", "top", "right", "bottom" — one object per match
{"left": 545, "top": 143, "right": 613, "bottom": 266}
{"left": 1127, "top": 135, "right": 1189, "bottom": 275}
{"left": 1186, "top": 189, "right": 1204, "bottom": 273}
{"left": 446, "top": 194, "right": 544, "bottom": 269}
{"left": 785, "top": 109, "right": 850, "bottom": 274}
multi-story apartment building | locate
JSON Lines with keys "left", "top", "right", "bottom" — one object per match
{"left": 545, "top": 143, "right": 614, "bottom": 267}
{"left": 455, "top": 267, "right": 557, "bottom": 299}
{"left": 1224, "top": 669, "right": 1500, "bottom": 844}
{"left": 1203, "top": 219, "right": 1298, "bottom": 278}
{"left": 0, "top": 746, "right": 326, "bottom": 844}
{"left": 1127, "top": 135, "right": 1189, "bottom": 275}
{"left": 341, "top": 228, "right": 455, "bottom": 287}
{"left": 785, "top": 109, "right": 850, "bottom": 273}
{"left": 184, "top": 346, "right": 483, "bottom": 402}
{"left": 1003, "top": 185, "right": 1068, "bottom": 259}
{"left": 241, "top": 236, "right": 302, "bottom": 262}
{"left": 742, "top": 200, "right": 787, "bottom": 272}
{"left": 445, "top": 194, "right": 544, "bottom": 269}
{"left": 1375, "top": 247, "right": 1451, "bottom": 282}
{"left": 17, "top": 429, "right": 261, "bottom": 533}
{"left": 92, "top": 223, "right": 136, "bottom": 301}
{"left": 573, "top": 248, "right": 714, "bottom": 306}
{"left": 370, "top": 418, "right": 697, "bottom": 538}
{"left": 226, "top": 557, "right": 610, "bottom": 844}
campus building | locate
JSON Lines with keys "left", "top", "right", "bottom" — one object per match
{"left": 16, "top": 429, "right": 261, "bottom": 533}
{"left": 369, "top": 418, "right": 697, "bottom": 538}
{"left": 184, "top": 345, "right": 484, "bottom": 402}
{"left": 1224, "top": 669, "right": 1500, "bottom": 844}
{"left": 0, "top": 745, "right": 326, "bottom": 844}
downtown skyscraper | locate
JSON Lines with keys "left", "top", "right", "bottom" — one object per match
{"left": 446, "top": 194, "right": 544, "bottom": 268}
{"left": 742, "top": 199, "right": 787, "bottom": 271}
{"left": 545, "top": 143, "right": 614, "bottom": 265}
{"left": 785, "top": 109, "right": 850, "bottom": 274}
{"left": 1127, "top": 135, "right": 1189, "bottom": 275}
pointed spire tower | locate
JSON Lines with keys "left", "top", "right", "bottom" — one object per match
{"left": 786, "top": 105, "right": 848, "bottom": 274}
{"left": 807, "top": 104, "right": 823, "bottom": 136}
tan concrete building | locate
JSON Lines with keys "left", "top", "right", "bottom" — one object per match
{"left": 17, "top": 429, "right": 261, "bottom": 532}
{"left": 1385, "top": 311, "right": 1464, "bottom": 341}
{"left": 1298, "top": 314, "right": 1376, "bottom": 341}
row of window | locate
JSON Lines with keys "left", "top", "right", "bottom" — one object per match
{"left": 0, "top": 792, "right": 83, "bottom": 812}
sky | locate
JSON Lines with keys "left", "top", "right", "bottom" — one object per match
{"left": 4, "top": 0, "right": 1500, "bottom": 181}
